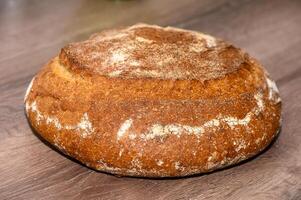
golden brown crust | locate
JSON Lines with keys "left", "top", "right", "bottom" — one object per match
{"left": 59, "top": 24, "right": 245, "bottom": 81}
{"left": 24, "top": 24, "right": 281, "bottom": 177}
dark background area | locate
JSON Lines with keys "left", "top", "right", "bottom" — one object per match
{"left": 0, "top": 0, "right": 300, "bottom": 199}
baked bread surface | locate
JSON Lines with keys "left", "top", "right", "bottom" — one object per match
{"left": 25, "top": 24, "right": 281, "bottom": 177}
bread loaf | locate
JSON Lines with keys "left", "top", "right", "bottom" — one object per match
{"left": 24, "top": 23, "right": 281, "bottom": 177}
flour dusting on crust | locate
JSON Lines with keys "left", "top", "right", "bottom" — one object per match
{"left": 266, "top": 76, "right": 281, "bottom": 103}
{"left": 136, "top": 92, "right": 265, "bottom": 140}
{"left": 26, "top": 101, "right": 43, "bottom": 122}
{"left": 156, "top": 160, "right": 164, "bottom": 166}
{"left": 117, "top": 118, "right": 133, "bottom": 140}
{"left": 62, "top": 23, "right": 245, "bottom": 81}
{"left": 26, "top": 101, "right": 94, "bottom": 137}
{"left": 24, "top": 77, "right": 35, "bottom": 102}
{"left": 77, "top": 113, "right": 94, "bottom": 138}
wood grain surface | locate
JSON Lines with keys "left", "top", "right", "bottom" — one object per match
{"left": 0, "top": 0, "right": 300, "bottom": 199}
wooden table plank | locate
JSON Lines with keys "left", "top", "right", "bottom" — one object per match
{"left": 0, "top": 0, "right": 300, "bottom": 199}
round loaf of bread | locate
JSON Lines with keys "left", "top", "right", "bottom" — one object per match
{"left": 24, "top": 24, "right": 281, "bottom": 177}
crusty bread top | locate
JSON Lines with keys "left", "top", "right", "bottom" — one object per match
{"left": 60, "top": 24, "right": 246, "bottom": 81}
{"left": 24, "top": 23, "right": 282, "bottom": 177}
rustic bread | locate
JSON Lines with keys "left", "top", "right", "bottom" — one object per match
{"left": 24, "top": 23, "right": 281, "bottom": 177}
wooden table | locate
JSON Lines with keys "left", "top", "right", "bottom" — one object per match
{"left": 1, "top": 0, "right": 300, "bottom": 199}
